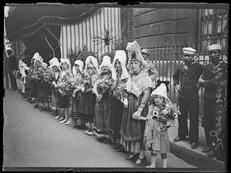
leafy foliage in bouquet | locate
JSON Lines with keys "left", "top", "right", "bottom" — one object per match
{"left": 29, "top": 67, "right": 41, "bottom": 81}
{"left": 43, "top": 68, "right": 55, "bottom": 85}
{"left": 70, "top": 76, "right": 84, "bottom": 93}
{"left": 58, "top": 80, "right": 73, "bottom": 96}
{"left": 67, "top": 46, "right": 96, "bottom": 66}
{"left": 36, "top": 65, "right": 49, "bottom": 81}
{"left": 157, "top": 103, "right": 179, "bottom": 125}
{"left": 13, "top": 70, "right": 22, "bottom": 80}
{"left": 83, "top": 72, "right": 91, "bottom": 86}
{"left": 82, "top": 72, "right": 94, "bottom": 92}
{"left": 97, "top": 78, "right": 113, "bottom": 95}
{"left": 113, "top": 80, "right": 128, "bottom": 101}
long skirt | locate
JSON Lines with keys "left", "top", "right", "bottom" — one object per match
{"left": 27, "top": 78, "right": 37, "bottom": 98}
{"left": 120, "top": 94, "right": 148, "bottom": 153}
{"left": 57, "top": 92, "right": 70, "bottom": 108}
{"left": 82, "top": 91, "right": 96, "bottom": 123}
{"left": 72, "top": 90, "right": 84, "bottom": 125}
{"left": 51, "top": 87, "right": 59, "bottom": 108}
{"left": 36, "top": 81, "right": 50, "bottom": 103}
{"left": 94, "top": 94, "right": 112, "bottom": 134}
{"left": 109, "top": 96, "right": 124, "bottom": 140}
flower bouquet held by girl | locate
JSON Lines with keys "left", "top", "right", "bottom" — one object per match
{"left": 96, "top": 77, "right": 113, "bottom": 100}
{"left": 57, "top": 75, "right": 73, "bottom": 96}
{"left": 43, "top": 68, "right": 56, "bottom": 85}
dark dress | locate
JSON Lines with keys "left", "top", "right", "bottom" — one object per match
{"left": 81, "top": 73, "right": 98, "bottom": 123}
{"left": 82, "top": 91, "right": 96, "bottom": 123}
{"left": 93, "top": 73, "right": 113, "bottom": 134}
{"left": 94, "top": 93, "right": 112, "bottom": 134}
{"left": 57, "top": 71, "right": 71, "bottom": 109}
{"left": 109, "top": 96, "right": 124, "bottom": 138}
{"left": 36, "top": 80, "right": 51, "bottom": 103}
{"left": 27, "top": 68, "right": 37, "bottom": 99}
{"left": 71, "top": 73, "right": 84, "bottom": 121}
{"left": 57, "top": 94, "right": 70, "bottom": 108}
{"left": 72, "top": 90, "right": 84, "bottom": 116}
{"left": 50, "top": 72, "right": 60, "bottom": 108}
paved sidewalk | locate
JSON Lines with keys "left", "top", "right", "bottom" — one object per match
{"left": 168, "top": 119, "right": 225, "bottom": 169}
{"left": 3, "top": 90, "right": 196, "bottom": 169}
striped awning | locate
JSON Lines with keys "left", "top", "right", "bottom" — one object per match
{"left": 5, "top": 4, "right": 99, "bottom": 41}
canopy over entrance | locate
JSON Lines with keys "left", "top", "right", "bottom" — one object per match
{"left": 5, "top": 4, "right": 99, "bottom": 63}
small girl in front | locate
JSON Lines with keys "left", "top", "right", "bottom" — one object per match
{"left": 143, "top": 83, "right": 177, "bottom": 168}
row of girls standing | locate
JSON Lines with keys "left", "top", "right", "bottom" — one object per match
{"left": 21, "top": 40, "right": 178, "bottom": 168}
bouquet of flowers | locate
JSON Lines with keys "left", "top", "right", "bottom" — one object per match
{"left": 70, "top": 77, "right": 84, "bottom": 97}
{"left": 29, "top": 65, "right": 47, "bottom": 81}
{"left": 58, "top": 81, "right": 72, "bottom": 96}
{"left": 155, "top": 102, "right": 179, "bottom": 126}
{"left": 113, "top": 80, "right": 128, "bottom": 101}
{"left": 82, "top": 72, "right": 91, "bottom": 90}
{"left": 29, "top": 68, "right": 40, "bottom": 81}
{"left": 43, "top": 68, "right": 55, "bottom": 85}
{"left": 96, "top": 78, "right": 113, "bottom": 96}
{"left": 38, "top": 66, "right": 46, "bottom": 81}
{"left": 13, "top": 70, "right": 22, "bottom": 80}
{"left": 57, "top": 75, "right": 73, "bottom": 96}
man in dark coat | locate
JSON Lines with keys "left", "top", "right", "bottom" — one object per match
{"left": 7, "top": 48, "right": 18, "bottom": 90}
{"left": 173, "top": 47, "right": 204, "bottom": 149}
{"left": 198, "top": 44, "right": 227, "bottom": 161}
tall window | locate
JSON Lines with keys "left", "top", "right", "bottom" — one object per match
{"left": 198, "top": 9, "right": 228, "bottom": 57}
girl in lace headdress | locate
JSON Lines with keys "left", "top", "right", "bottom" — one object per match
{"left": 143, "top": 83, "right": 177, "bottom": 168}
{"left": 82, "top": 56, "right": 99, "bottom": 134}
{"left": 71, "top": 60, "right": 84, "bottom": 129}
{"left": 49, "top": 57, "right": 61, "bottom": 118}
{"left": 32, "top": 53, "right": 50, "bottom": 111}
{"left": 120, "top": 40, "right": 152, "bottom": 166}
{"left": 27, "top": 52, "right": 40, "bottom": 104}
{"left": 93, "top": 55, "right": 116, "bottom": 142}
{"left": 108, "top": 50, "right": 129, "bottom": 151}
{"left": 56, "top": 58, "right": 73, "bottom": 125}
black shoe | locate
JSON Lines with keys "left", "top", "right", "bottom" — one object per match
{"left": 126, "top": 153, "right": 139, "bottom": 161}
{"left": 191, "top": 142, "right": 198, "bottom": 149}
{"left": 201, "top": 146, "right": 211, "bottom": 153}
{"left": 173, "top": 136, "right": 186, "bottom": 142}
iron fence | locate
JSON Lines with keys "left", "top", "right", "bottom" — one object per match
{"left": 145, "top": 45, "right": 213, "bottom": 119}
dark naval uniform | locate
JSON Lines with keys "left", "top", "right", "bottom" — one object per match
{"left": 173, "top": 62, "right": 203, "bottom": 144}
{"left": 201, "top": 63, "right": 217, "bottom": 148}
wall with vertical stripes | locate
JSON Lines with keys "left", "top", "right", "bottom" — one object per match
{"left": 60, "top": 7, "right": 121, "bottom": 59}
